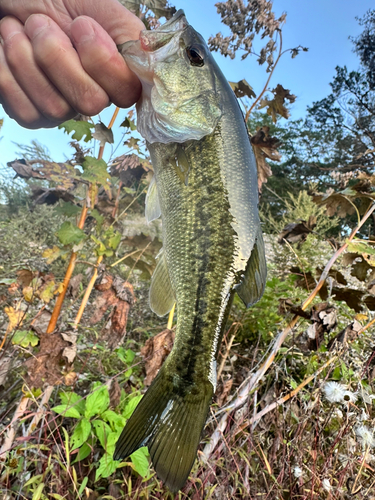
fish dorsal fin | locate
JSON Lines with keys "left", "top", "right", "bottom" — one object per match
{"left": 145, "top": 173, "right": 161, "bottom": 223}
{"left": 149, "top": 250, "right": 175, "bottom": 316}
{"left": 236, "top": 228, "right": 267, "bottom": 307}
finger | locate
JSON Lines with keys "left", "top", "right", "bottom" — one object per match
{"left": 70, "top": 16, "right": 141, "bottom": 109}
{"left": 0, "top": 0, "right": 145, "bottom": 43}
{"left": 0, "top": 36, "right": 52, "bottom": 128}
{"left": 0, "top": 16, "right": 76, "bottom": 124}
{"left": 24, "top": 14, "right": 110, "bottom": 117}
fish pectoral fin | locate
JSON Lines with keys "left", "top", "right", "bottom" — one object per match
{"left": 149, "top": 250, "right": 175, "bottom": 316}
{"left": 114, "top": 366, "right": 213, "bottom": 493}
{"left": 145, "top": 172, "right": 161, "bottom": 223}
{"left": 236, "top": 228, "right": 267, "bottom": 307}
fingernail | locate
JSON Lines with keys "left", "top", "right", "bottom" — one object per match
{"left": 71, "top": 18, "right": 95, "bottom": 45}
{"left": 25, "top": 14, "right": 50, "bottom": 40}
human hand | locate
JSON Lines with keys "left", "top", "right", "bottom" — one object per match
{"left": 0, "top": 0, "right": 144, "bottom": 128}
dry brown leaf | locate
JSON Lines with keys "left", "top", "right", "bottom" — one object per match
{"left": 278, "top": 216, "right": 317, "bottom": 245}
{"left": 258, "top": 84, "right": 296, "bottom": 122}
{"left": 251, "top": 126, "right": 281, "bottom": 192}
{"left": 30, "top": 187, "right": 75, "bottom": 205}
{"left": 304, "top": 303, "right": 337, "bottom": 350}
{"left": 109, "top": 379, "right": 121, "bottom": 408}
{"left": 25, "top": 332, "right": 71, "bottom": 387}
{"left": 16, "top": 269, "right": 35, "bottom": 287}
{"left": 141, "top": 329, "right": 175, "bottom": 386}
{"left": 64, "top": 371, "right": 78, "bottom": 386}
{"left": 92, "top": 122, "right": 114, "bottom": 147}
{"left": 216, "top": 378, "right": 233, "bottom": 407}
{"left": 61, "top": 331, "right": 78, "bottom": 364}
{"left": 31, "top": 309, "right": 52, "bottom": 335}
{"left": 351, "top": 257, "right": 371, "bottom": 281}
{"left": 7, "top": 159, "right": 44, "bottom": 180}
{"left": 4, "top": 306, "right": 24, "bottom": 332}
{"left": 228, "top": 79, "right": 256, "bottom": 99}
{"left": 312, "top": 190, "right": 357, "bottom": 218}
{"left": 253, "top": 148, "right": 273, "bottom": 193}
{"left": 110, "top": 154, "right": 149, "bottom": 186}
{"left": 327, "top": 320, "right": 362, "bottom": 349}
{"left": 90, "top": 273, "right": 135, "bottom": 349}
{"left": 67, "top": 273, "right": 83, "bottom": 299}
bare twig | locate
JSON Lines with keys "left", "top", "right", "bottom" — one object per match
{"left": 73, "top": 255, "right": 103, "bottom": 328}
{"left": 27, "top": 385, "right": 54, "bottom": 436}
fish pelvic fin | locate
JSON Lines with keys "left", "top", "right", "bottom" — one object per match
{"left": 114, "top": 367, "right": 213, "bottom": 492}
{"left": 149, "top": 249, "right": 175, "bottom": 317}
{"left": 236, "top": 227, "right": 267, "bottom": 307}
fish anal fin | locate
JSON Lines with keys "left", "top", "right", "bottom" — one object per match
{"left": 149, "top": 250, "right": 175, "bottom": 316}
{"left": 236, "top": 229, "right": 267, "bottom": 307}
{"left": 114, "top": 367, "right": 213, "bottom": 492}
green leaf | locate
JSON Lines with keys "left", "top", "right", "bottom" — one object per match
{"left": 120, "top": 117, "right": 137, "bottom": 131}
{"left": 122, "top": 394, "right": 143, "bottom": 420}
{"left": 130, "top": 447, "right": 149, "bottom": 477}
{"left": 70, "top": 418, "right": 91, "bottom": 450}
{"left": 108, "top": 230, "right": 121, "bottom": 250}
{"left": 105, "top": 430, "right": 122, "bottom": 455}
{"left": 72, "top": 442, "right": 92, "bottom": 464}
{"left": 58, "top": 119, "right": 94, "bottom": 142}
{"left": 90, "top": 209, "right": 105, "bottom": 229}
{"left": 101, "top": 410, "right": 126, "bottom": 431}
{"left": 81, "top": 156, "right": 110, "bottom": 187}
{"left": 92, "top": 420, "right": 112, "bottom": 450}
{"left": 54, "top": 202, "right": 82, "bottom": 217}
{"left": 78, "top": 477, "right": 89, "bottom": 496}
{"left": 85, "top": 385, "right": 110, "bottom": 419}
{"left": 57, "top": 221, "right": 86, "bottom": 246}
{"left": 332, "top": 366, "right": 341, "bottom": 380}
{"left": 59, "top": 391, "right": 86, "bottom": 415}
{"left": 0, "top": 278, "right": 16, "bottom": 285}
{"left": 95, "top": 452, "right": 118, "bottom": 481}
{"left": 52, "top": 404, "right": 81, "bottom": 419}
{"left": 346, "top": 240, "right": 375, "bottom": 255}
{"left": 12, "top": 330, "right": 39, "bottom": 348}
{"left": 31, "top": 482, "right": 45, "bottom": 500}
{"left": 116, "top": 347, "right": 136, "bottom": 365}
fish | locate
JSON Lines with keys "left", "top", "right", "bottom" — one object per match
{"left": 114, "top": 10, "right": 267, "bottom": 492}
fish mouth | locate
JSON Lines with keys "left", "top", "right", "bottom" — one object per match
{"left": 139, "top": 10, "right": 188, "bottom": 52}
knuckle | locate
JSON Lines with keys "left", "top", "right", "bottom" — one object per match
{"left": 74, "top": 88, "right": 109, "bottom": 117}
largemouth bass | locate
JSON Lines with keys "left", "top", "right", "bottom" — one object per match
{"left": 114, "top": 10, "right": 267, "bottom": 492}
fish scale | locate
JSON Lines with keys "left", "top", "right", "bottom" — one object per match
{"left": 151, "top": 128, "right": 237, "bottom": 387}
{"left": 114, "top": 9, "right": 267, "bottom": 492}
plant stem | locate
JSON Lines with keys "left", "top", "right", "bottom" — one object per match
{"left": 46, "top": 106, "right": 121, "bottom": 334}
{"left": 245, "top": 31, "right": 283, "bottom": 122}
{"left": 73, "top": 255, "right": 104, "bottom": 328}
{"left": 46, "top": 204, "right": 88, "bottom": 333}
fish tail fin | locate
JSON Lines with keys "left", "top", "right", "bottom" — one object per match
{"left": 114, "top": 366, "right": 213, "bottom": 492}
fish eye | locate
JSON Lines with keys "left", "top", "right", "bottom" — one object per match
{"left": 186, "top": 46, "right": 205, "bottom": 67}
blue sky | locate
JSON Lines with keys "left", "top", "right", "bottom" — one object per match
{"left": 0, "top": 0, "right": 373, "bottom": 168}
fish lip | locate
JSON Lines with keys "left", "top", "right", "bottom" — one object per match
{"left": 158, "top": 9, "right": 188, "bottom": 31}
{"left": 117, "top": 10, "right": 187, "bottom": 55}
